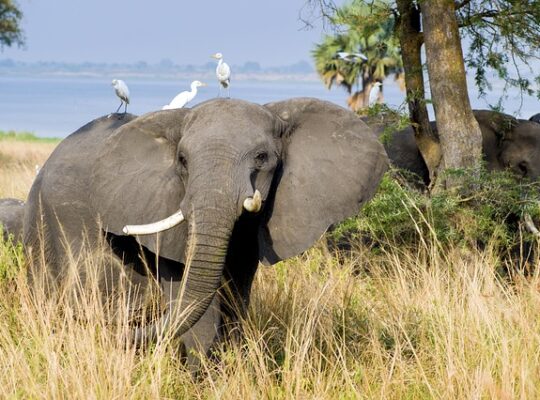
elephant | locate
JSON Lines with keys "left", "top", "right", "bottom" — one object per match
{"left": 363, "top": 110, "right": 540, "bottom": 185}
{"left": 0, "top": 198, "right": 25, "bottom": 243}
{"left": 23, "top": 98, "right": 388, "bottom": 366}
{"left": 361, "top": 116, "right": 430, "bottom": 186}
{"left": 529, "top": 113, "right": 540, "bottom": 124}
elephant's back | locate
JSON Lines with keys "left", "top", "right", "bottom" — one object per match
{"left": 23, "top": 114, "right": 137, "bottom": 261}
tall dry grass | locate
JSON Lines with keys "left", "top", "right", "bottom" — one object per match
{"left": 0, "top": 139, "right": 540, "bottom": 399}
{"left": 0, "top": 138, "right": 58, "bottom": 199}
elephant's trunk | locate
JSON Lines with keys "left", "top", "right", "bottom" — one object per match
{"left": 134, "top": 188, "right": 236, "bottom": 344}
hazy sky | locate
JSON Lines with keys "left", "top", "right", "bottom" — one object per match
{"left": 2, "top": 0, "right": 344, "bottom": 66}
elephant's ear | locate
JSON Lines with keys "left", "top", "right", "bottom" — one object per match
{"left": 92, "top": 110, "right": 189, "bottom": 262}
{"left": 260, "top": 98, "right": 388, "bottom": 265}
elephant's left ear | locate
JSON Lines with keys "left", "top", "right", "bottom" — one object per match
{"left": 92, "top": 110, "right": 190, "bottom": 263}
{"left": 260, "top": 98, "right": 388, "bottom": 265}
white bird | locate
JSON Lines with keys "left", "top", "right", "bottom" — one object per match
{"left": 211, "top": 52, "right": 231, "bottom": 97}
{"left": 336, "top": 51, "right": 368, "bottom": 63}
{"left": 111, "top": 79, "right": 130, "bottom": 113}
{"left": 162, "top": 80, "right": 207, "bottom": 110}
{"left": 369, "top": 82, "right": 383, "bottom": 107}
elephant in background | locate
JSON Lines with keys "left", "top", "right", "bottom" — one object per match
{"left": 0, "top": 198, "right": 25, "bottom": 243}
{"left": 529, "top": 113, "right": 540, "bottom": 124}
{"left": 23, "top": 98, "right": 388, "bottom": 366}
{"left": 361, "top": 116, "right": 430, "bottom": 186}
{"left": 363, "top": 110, "right": 540, "bottom": 185}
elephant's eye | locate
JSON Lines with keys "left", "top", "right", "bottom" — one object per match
{"left": 178, "top": 154, "right": 188, "bottom": 169}
{"left": 254, "top": 151, "right": 268, "bottom": 167}
{"left": 518, "top": 161, "right": 528, "bottom": 176}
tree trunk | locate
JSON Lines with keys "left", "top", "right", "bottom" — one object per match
{"left": 396, "top": 0, "right": 441, "bottom": 184}
{"left": 421, "top": 0, "right": 483, "bottom": 188}
{"left": 362, "top": 75, "right": 372, "bottom": 108}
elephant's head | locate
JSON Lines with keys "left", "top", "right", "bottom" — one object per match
{"left": 474, "top": 110, "right": 540, "bottom": 179}
{"left": 92, "top": 98, "right": 388, "bottom": 340}
{"left": 499, "top": 119, "right": 540, "bottom": 179}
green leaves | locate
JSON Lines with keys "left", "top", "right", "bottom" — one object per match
{"left": 0, "top": 0, "right": 24, "bottom": 49}
{"left": 312, "top": 0, "right": 402, "bottom": 99}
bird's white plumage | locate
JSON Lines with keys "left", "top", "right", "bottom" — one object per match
{"left": 216, "top": 60, "right": 231, "bottom": 86}
{"left": 336, "top": 51, "right": 368, "bottom": 63}
{"left": 163, "top": 80, "right": 206, "bottom": 110}
{"left": 368, "top": 82, "right": 382, "bottom": 106}
{"left": 111, "top": 79, "right": 130, "bottom": 113}
{"left": 112, "top": 79, "right": 130, "bottom": 103}
{"left": 212, "top": 53, "right": 231, "bottom": 96}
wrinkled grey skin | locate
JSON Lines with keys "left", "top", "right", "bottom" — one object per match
{"left": 361, "top": 116, "right": 430, "bottom": 185}
{"left": 24, "top": 98, "right": 388, "bottom": 366}
{"left": 0, "top": 198, "right": 25, "bottom": 243}
{"left": 529, "top": 113, "right": 540, "bottom": 124}
{"left": 364, "top": 110, "right": 540, "bottom": 185}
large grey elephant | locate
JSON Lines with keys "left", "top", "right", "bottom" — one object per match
{"left": 23, "top": 98, "right": 388, "bottom": 365}
{"left": 365, "top": 110, "right": 540, "bottom": 185}
{"left": 529, "top": 113, "right": 540, "bottom": 124}
{"left": 0, "top": 198, "right": 25, "bottom": 243}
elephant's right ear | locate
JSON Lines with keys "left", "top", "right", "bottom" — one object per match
{"left": 92, "top": 110, "right": 190, "bottom": 263}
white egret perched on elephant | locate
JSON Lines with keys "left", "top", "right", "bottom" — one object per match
{"left": 111, "top": 79, "right": 130, "bottom": 113}
{"left": 162, "top": 80, "right": 207, "bottom": 110}
{"left": 211, "top": 52, "right": 231, "bottom": 98}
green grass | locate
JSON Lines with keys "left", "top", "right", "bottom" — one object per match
{"left": 0, "top": 130, "right": 60, "bottom": 143}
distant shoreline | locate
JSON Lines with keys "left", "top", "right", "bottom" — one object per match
{"left": 0, "top": 59, "right": 320, "bottom": 82}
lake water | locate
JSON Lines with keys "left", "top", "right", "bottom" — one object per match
{"left": 0, "top": 75, "right": 537, "bottom": 138}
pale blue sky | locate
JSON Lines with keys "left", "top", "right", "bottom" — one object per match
{"left": 2, "top": 0, "right": 344, "bottom": 66}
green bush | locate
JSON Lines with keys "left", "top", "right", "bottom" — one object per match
{"left": 330, "top": 168, "right": 540, "bottom": 254}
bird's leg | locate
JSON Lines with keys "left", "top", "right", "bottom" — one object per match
{"left": 227, "top": 86, "right": 230, "bottom": 99}
{"left": 124, "top": 102, "right": 128, "bottom": 114}
{"left": 217, "top": 85, "right": 221, "bottom": 98}
{"left": 116, "top": 101, "right": 123, "bottom": 113}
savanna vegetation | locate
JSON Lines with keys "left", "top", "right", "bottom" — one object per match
{"left": 2, "top": 132, "right": 540, "bottom": 398}
{"left": 2, "top": 1, "right": 540, "bottom": 397}
{"left": 311, "top": 0, "right": 540, "bottom": 187}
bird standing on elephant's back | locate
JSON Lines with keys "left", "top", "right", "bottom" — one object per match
{"left": 211, "top": 53, "right": 231, "bottom": 98}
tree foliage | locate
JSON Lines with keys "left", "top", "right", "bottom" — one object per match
{"left": 312, "top": 1, "right": 402, "bottom": 109}
{"left": 309, "top": 0, "right": 540, "bottom": 106}
{"left": 307, "top": 0, "right": 540, "bottom": 186}
{"left": 0, "top": 0, "right": 24, "bottom": 50}
{"left": 457, "top": 0, "right": 540, "bottom": 101}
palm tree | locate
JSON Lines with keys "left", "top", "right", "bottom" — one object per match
{"left": 312, "top": 1, "right": 402, "bottom": 112}
{"left": 312, "top": 34, "right": 362, "bottom": 95}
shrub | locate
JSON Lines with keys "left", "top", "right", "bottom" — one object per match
{"left": 330, "top": 168, "right": 540, "bottom": 258}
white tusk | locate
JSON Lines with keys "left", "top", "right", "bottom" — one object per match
{"left": 122, "top": 209, "right": 185, "bottom": 235}
{"left": 243, "top": 190, "right": 262, "bottom": 213}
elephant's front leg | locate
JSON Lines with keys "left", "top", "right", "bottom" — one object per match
{"left": 179, "top": 295, "right": 221, "bottom": 370}
{"left": 158, "top": 259, "right": 221, "bottom": 371}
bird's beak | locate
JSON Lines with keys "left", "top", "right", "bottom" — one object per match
{"left": 200, "top": 82, "right": 207, "bottom": 87}
{"left": 210, "top": 54, "right": 218, "bottom": 59}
